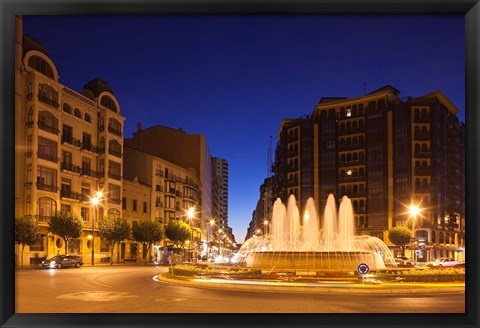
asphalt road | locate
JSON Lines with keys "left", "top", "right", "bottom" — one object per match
{"left": 15, "top": 265, "right": 465, "bottom": 313}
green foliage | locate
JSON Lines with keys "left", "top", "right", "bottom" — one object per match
{"left": 388, "top": 225, "right": 412, "bottom": 256}
{"left": 388, "top": 226, "right": 412, "bottom": 246}
{"left": 48, "top": 211, "right": 83, "bottom": 254}
{"left": 98, "top": 216, "right": 131, "bottom": 264}
{"left": 15, "top": 216, "right": 42, "bottom": 268}
{"left": 15, "top": 216, "right": 41, "bottom": 246}
{"left": 132, "top": 220, "right": 164, "bottom": 263}
{"left": 165, "top": 219, "right": 191, "bottom": 248}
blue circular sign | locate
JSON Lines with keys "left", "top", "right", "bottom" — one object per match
{"left": 357, "top": 263, "right": 370, "bottom": 275}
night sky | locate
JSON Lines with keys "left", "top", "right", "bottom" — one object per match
{"left": 22, "top": 15, "right": 465, "bottom": 243}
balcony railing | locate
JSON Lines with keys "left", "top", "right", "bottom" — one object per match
{"left": 108, "top": 172, "right": 122, "bottom": 180}
{"left": 24, "top": 182, "right": 32, "bottom": 189}
{"left": 25, "top": 151, "right": 33, "bottom": 158}
{"left": 61, "top": 162, "right": 81, "bottom": 174}
{"left": 38, "top": 121, "right": 60, "bottom": 135}
{"left": 108, "top": 125, "right": 122, "bottom": 137}
{"left": 34, "top": 215, "right": 52, "bottom": 223}
{"left": 61, "top": 135, "right": 81, "bottom": 148}
{"left": 414, "top": 132, "right": 430, "bottom": 141}
{"left": 414, "top": 151, "right": 430, "bottom": 158}
{"left": 155, "top": 202, "right": 163, "bottom": 208}
{"left": 60, "top": 189, "right": 81, "bottom": 201}
{"left": 37, "top": 151, "right": 59, "bottom": 163}
{"left": 25, "top": 121, "right": 34, "bottom": 128}
{"left": 414, "top": 116, "right": 430, "bottom": 123}
{"left": 287, "top": 165, "right": 298, "bottom": 172}
{"left": 155, "top": 185, "right": 164, "bottom": 192}
{"left": 37, "top": 93, "right": 59, "bottom": 108}
{"left": 175, "top": 191, "right": 183, "bottom": 197}
{"left": 108, "top": 147, "right": 122, "bottom": 158}
{"left": 81, "top": 143, "right": 99, "bottom": 153}
{"left": 36, "top": 183, "right": 58, "bottom": 192}
{"left": 337, "top": 143, "right": 365, "bottom": 151}
{"left": 81, "top": 167, "right": 99, "bottom": 178}
{"left": 414, "top": 167, "right": 431, "bottom": 176}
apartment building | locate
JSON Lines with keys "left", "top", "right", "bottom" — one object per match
{"left": 15, "top": 16, "right": 125, "bottom": 265}
{"left": 272, "top": 86, "right": 465, "bottom": 262}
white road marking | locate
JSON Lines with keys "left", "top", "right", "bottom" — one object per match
{"left": 91, "top": 281, "right": 112, "bottom": 288}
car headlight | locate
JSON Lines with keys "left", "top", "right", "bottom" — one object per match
{"left": 49, "top": 261, "right": 56, "bottom": 268}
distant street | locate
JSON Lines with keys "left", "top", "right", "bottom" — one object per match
{"left": 16, "top": 266, "right": 465, "bottom": 313}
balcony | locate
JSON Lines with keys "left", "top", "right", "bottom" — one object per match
{"left": 155, "top": 202, "right": 163, "bottom": 208}
{"left": 25, "top": 151, "right": 33, "bottom": 158}
{"left": 166, "top": 188, "right": 176, "bottom": 195}
{"left": 414, "top": 167, "right": 431, "bottom": 176}
{"left": 37, "top": 151, "right": 59, "bottom": 163}
{"left": 155, "top": 170, "right": 164, "bottom": 177}
{"left": 24, "top": 182, "right": 32, "bottom": 189}
{"left": 108, "top": 172, "right": 122, "bottom": 181}
{"left": 338, "top": 175, "right": 366, "bottom": 182}
{"left": 155, "top": 185, "right": 164, "bottom": 193}
{"left": 108, "top": 125, "right": 122, "bottom": 137}
{"left": 38, "top": 121, "right": 59, "bottom": 135}
{"left": 337, "top": 143, "right": 366, "bottom": 151}
{"left": 414, "top": 116, "right": 430, "bottom": 123}
{"left": 286, "top": 150, "right": 298, "bottom": 157}
{"left": 61, "top": 135, "right": 81, "bottom": 148}
{"left": 175, "top": 190, "right": 183, "bottom": 197}
{"left": 61, "top": 162, "right": 81, "bottom": 174}
{"left": 60, "top": 189, "right": 81, "bottom": 201}
{"left": 414, "top": 132, "right": 430, "bottom": 141}
{"left": 81, "top": 167, "right": 99, "bottom": 178}
{"left": 175, "top": 177, "right": 184, "bottom": 183}
{"left": 414, "top": 151, "right": 430, "bottom": 159}
{"left": 34, "top": 215, "right": 52, "bottom": 223}
{"left": 81, "top": 143, "right": 99, "bottom": 154}
{"left": 108, "top": 147, "right": 122, "bottom": 158}
{"left": 287, "top": 179, "right": 298, "bottom": 187}
{"left": 165, "top": 173, "right": 176, "bottom": 181}
{"left": 36, "top": 183, "right": 58, "bottom": 193}
{"left": 25, "top": 121, "right": 34, "bottom": 128}
{"left": 37, "top": 93, "right": 59, "bottom": 108}
{"left": 287, "top": 165, "right": 298, "bottom": 172}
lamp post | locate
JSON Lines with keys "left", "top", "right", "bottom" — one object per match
{"left": 186, "top": 207, "right": 195, "bottom": 262}
{"left": 409, "top": 204, "right": 421, "bottom": 262}
{"left": 90, "top": 190, "right": 103, "bottom": 266}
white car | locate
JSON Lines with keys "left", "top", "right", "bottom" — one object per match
{"left": 426, "top": 257, "right": 460, "bottom": 268}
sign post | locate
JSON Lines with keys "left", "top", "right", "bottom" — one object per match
{"left": 357, "top": 263, "right": 370, "bottom": 285}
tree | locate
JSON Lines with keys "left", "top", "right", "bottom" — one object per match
{"left": 98, "top": 216, "right": 131, "bottom": 265}
{"left": 15, "top": 216, "right": 42, "bottom": 268}
{"left": 165, "top": 219, "right": 191, "bottom": 259}
{"left": 48, "top": 211, "right": 83, "bottom": 255}
{"left": 388, "top": 226, "right": 413, "bottom": 257}
{"left": 132, "top": 220, "right": 164, "bottom": 264}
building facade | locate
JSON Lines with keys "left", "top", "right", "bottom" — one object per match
{"left": 271, "top": 86, "right": 465, "bottom": 262}
{"left": 211, "top": 158, "right": 235, "bottom": 243}
{"left": 15, "top": 16, "right": 125, "bottom": 265}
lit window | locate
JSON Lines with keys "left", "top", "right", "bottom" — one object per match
{"left": 346, "top": 108, "right": 352, "bottom": 117}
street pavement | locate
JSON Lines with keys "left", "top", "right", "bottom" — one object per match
{"left": 15, "top": 265, "right": 465, "bottom": 313}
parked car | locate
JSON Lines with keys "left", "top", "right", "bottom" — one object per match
{"left": 41, "top": 255, "right": 83, "bottom": 269}
{"left": 395, "top": 257, "right": 416, "bottom": 267}
{"left": 453, "top": 261, "right": 465, "bottom": 268}
{"left": 425, "top": 257, "right": 460, "bottom": 268}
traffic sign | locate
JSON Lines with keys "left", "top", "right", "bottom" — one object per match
{"left": 357, "top": 263, "right": 370, "bottom": 275}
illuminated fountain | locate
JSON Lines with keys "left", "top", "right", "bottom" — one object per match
{"left": 235, "top": 194, "right": 397, "bottom": 271}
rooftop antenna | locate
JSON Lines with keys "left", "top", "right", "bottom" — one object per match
{"left": 361, "top": 83, "right": 368, "bottom": 95}
{"left": 267, "top": 136, "right": 273, "bottom": 177}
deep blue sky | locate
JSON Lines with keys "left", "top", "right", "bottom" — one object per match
{"left": 23, "top": 15, "right": 465, "bottom": 243}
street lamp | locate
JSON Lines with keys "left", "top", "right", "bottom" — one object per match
{"left": 186, "top": 206, "right": 195, "bottom": 262}
{"left": 90, "top": 190, "right": 103, "bottom": 266}
{"left": 409, "top": 204, "right": 421, "bottom": 262}
{"left": 208, "top": 219, "right": 215, "bottom": 260}
{"left": 264, "top": 220, "right": 269, "bottom": 236}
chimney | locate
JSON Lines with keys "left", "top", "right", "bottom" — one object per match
{"left": 137, "top": 122, "right": 142, "bottom": 132}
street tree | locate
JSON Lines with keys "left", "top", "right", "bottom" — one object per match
{"left": 132, "top": 220, "right": 164, "bottom": 264}
{"left": 388, "top": 225, "right": 412, "bottom": 257}
{"left": 15, "top": 216, "right": 42, "bottom": 268}
{"left": 48, "top": 211, "right": 83, "bottom": 255}
{"left": 98, "top": 216, "right": 131, "bottom": 265}
{"left": 165, "top": 219, "right": 191, "bottom": 260}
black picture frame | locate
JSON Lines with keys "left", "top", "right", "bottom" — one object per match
{"left": 1, "top": 1, "right": 479, "bottom": 328}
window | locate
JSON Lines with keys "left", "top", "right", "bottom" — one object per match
{"left": 38, "top": 84, "right": 58, "bottom": 107}
{"left": 82, "top": 133, "right": 91, "bottom": 148}
{"left": 108, "top": 118, "right": 122, "bottom": 136}
{"left": 37, "top": 197, "right": 56, "bottom": 220}
{"left": 346, "top": 108, "right": 351, "bottom": 117}
{"left": 81, "top": 182, "right": 90, "bottom": 201}
{"left": 101, "top": 95, "right": 117, "bottom": 112}
{"left": 25, "top": 195, "right": 31, "bottom": 215}
{"left": 122, "top": 197, "right": 127, "bottom": 210}
{"left": 108, "top": 160, "right": 121, "bottom": 180}
{"left": 143, "top": 201, "right": 147, "bottom": 213}
{"left": 37, "top": 166, "right": 57, "bottom": 190}
{"left": 133, "top": 199, "right": 138, "bottom": 212}
{"left": 28, "top": 56, "right": 54, "bottom": 78}
{"left": 38, "top": 110, "right": 59, "bottom": 133}
{"left": 81, "top": 207, "right": 89, "bottom": 222}
{"left": 84, "top": 113, "right": 92, "bottom": 123}
{"left": 100, "top": 239, "right": 109, "bottom": 252}
{"left": 74, "top": 108, "right": 82, "bottom": 118}
{"left": 109, "top": 139, "right": 122, "bottom": 157}
{"left": 38, "top": 136, "right": 58, "bottom": 162}
{"left": 108, "top": 184, "right": 121, "bottom": 204}
{"left": 29, "top": 235, "right": 45, "bottom": 251}
{"left": 63, "top": 103, "right": 72, "bottom": 114}
{"left": 108, "top": 208, "right": 120, "bottom": 217}
{"left": 26, "top": 164, "right": 32, "bottom": 184}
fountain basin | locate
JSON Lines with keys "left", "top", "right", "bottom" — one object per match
{"left": 245, "top": 250, "right": 386, "bottom": 271}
